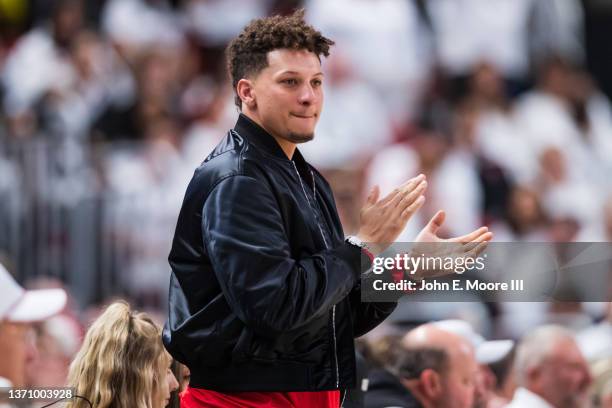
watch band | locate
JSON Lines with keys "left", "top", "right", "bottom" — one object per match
{"left": 345, "top": 235, "right": 374, "bottom": 261}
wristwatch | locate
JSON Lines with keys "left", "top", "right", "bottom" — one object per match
{"left": 345, "top": 235, "right": 374, "bottom": 261}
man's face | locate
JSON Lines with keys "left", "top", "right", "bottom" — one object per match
{"left": 0, "top": 321, "right": 37, "bottom": 387}
{"left": 534, "top": 339, "right": 592, "bottom": 408}
{"left": 436, "top": 344, "right": 477, "bottom": 408}
{"left": 245, "top": 49, "right": 324, "bottom": 145}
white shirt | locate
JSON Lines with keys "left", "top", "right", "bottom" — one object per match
{"left": 1, "top": 28, "right": 76, "bottom": 115}
{"left": 0, "top": 377, "right": 14, "bottom": 408}
{"left": 427, "top": 0, "right": 534, "bottom": 78}
{"left": 506, "top": 388, "right": 555, "bottom": 408}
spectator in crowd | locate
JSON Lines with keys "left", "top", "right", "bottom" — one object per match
{"left": 428, "top": 319, "right": 516, "bottom": 408}
{"left": 507, "top": 325, "right": 592, "bottom": 408}
{"left": 465, "top": 64, "right": 537, "bottom": 186}
{"left": 1, "top": 0, "right": 85, "bottom": 124}
{"left": 26, "top": 313, "right": 83, "bottom": 388}
{"left": 495, "top": 185, "right": 548, "bottom": 241}
{"left": 579, "top": 190, "right": 612, "bottom": 241}
{"left": 514, "top": 57, "right": 610, "bottom": 228}
{"left": 92, "top": 50, "right": 179, "bottom": 143}
{"left": 102, "top": 0, "right": 184, "bottom": 62}
{"left": 590, "top": 357, "right": 612, "bottom": 408}
{"left": 365, "top": 323, "right": 478, "bottom": 408}
{"left": 0, "top": 262, "right": 67, "bottom": 388}
{"left": 363, "top": 334, "right": 416, "bottom": 408}
{"left": 167, "top": 360, "right": 189, "bottom": 408}
{"left": 66, "top": 301, "right": 178, "bottom": 408}
{"left": 480, "top": 344, "right": 516, "bottom": 408}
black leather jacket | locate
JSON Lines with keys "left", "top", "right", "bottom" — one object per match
{"left": 163, "top": 114, "right": 396, "bottom": 392}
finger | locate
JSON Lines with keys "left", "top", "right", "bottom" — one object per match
{"left": 459, "top": 229, "right": 491, "bottom": 248}
{"left": 448, "top": 226, "right": 489, "bottom": 243}
{"left": 380, "top": 175, "right": 425, "bottom": 206}
{"left": 400, "top": 195, "right": 425, "bottom": 220}
{"left": 465, "top": 240, "right": 490, "bottom": 258}
{"left": 384, "top": 178, "right": 425, "bottom": 208}
{"left": 399, "top": 174, "right": 426, "bottom": 194}
{"left": 460, "top": 240, "right": 481, "bottom": 253}
{"left": 475, "top": 231, "right": 493, "bottom": 243}
{"left": 367, "top": 185, "right": 380, "bottom": 205}
{"left": 464, "top": 231, "right": 494, "bottom": 245}
{"left": 396, "top": 180, "right": 427, "bottom": 212}
{"left": 404, "top": 173, "right": 426, "bottom": 187}
{"left": 464, "top": 233, "right": 493, "bottom": 258}
{"left": 424, "top": 210, "right": 446, "bottom": 235}
{"left": 379, "top": 187, "right": 401, "bottom": 206}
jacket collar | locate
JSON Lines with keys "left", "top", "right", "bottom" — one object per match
{"left": 233, "top": 113, "right": 309, "bottom": 168}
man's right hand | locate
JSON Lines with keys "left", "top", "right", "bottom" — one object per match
{"left": 357, "top": 174, "right": 427, "bottom": 255}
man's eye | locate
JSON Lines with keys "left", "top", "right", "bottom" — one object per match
{"left": 312, "top": 79, "right": 322, "bottom": 87}
{"left": 283, "top": 79, "right": 298, "bottom": 85}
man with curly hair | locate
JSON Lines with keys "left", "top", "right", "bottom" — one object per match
{"left": 163, "top": 9, "right": 490, "bottom": 408}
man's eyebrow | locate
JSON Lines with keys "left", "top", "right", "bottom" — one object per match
{"left": 278, "top": 71, "right": 324, "bottom": 76}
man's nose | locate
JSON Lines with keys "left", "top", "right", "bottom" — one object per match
{"left": 298, "top": 84, "right": 316, "bottom": 105}
{"left": 24, "top": 327, "right": 38, "bottom": 363}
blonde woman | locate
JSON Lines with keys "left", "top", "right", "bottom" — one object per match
{"left": 66, "top": 302, "right": 178, "bottom": 408}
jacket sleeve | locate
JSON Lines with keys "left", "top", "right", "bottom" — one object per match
{"left": 349, "top": 283, "right": 397, "bottom": 338}
{"left": 202, "top": 174, "right": 361, "bottom": 337}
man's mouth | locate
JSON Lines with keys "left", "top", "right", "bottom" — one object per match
{"left": 291, "top": 113, "right": 316, "bottom": 119}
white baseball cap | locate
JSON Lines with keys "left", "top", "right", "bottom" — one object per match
{"left": 432, "top": 319, "right": 514, "bottom": 365}
{"left": 0, "top": 263, "right": 67, "bottom": 323}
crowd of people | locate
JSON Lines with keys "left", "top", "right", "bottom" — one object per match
{"left": 1, "top": 0, "right": 612, "bottom": 407}
{"left": 2, "top": 261, "right": 612, "bottom": 407}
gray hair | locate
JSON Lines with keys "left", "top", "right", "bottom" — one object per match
{"left": 393, "top": 348, "right": 449, "bottom": 379}
{"left": 514, "top": 325, "right": 576, "bottom": 386}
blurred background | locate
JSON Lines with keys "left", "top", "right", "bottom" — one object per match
{"left": 1, "top": 0, "right": 612, "bottom": 398}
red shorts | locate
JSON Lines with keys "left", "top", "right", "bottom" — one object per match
{"left": 180, "top": 386, "right": 340, "bottom": 408}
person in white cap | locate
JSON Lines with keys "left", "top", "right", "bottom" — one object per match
{"left": 0, "top": 263, "right": 67, "bottom": 388}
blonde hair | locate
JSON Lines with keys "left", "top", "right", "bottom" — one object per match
{"left": 66, "top": 302, "right": 170, "bottom": 408}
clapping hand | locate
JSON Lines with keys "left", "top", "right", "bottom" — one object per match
{"left": 408, "top": 210, "right": 493, "bottom": 280}
{"left": 357, "top": 174, "right": 428, "bottom": 256}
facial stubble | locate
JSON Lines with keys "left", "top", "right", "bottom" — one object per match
{"left": 286, "top": 132, "right": 315, "bottom": 144}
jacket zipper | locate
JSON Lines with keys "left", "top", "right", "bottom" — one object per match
{"left": 292, "top": 162, "right": 340, "bottom": 389}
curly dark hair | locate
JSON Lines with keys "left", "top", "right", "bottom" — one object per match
{"left": 226, "top": 9, "right": 334, "bottom": 109}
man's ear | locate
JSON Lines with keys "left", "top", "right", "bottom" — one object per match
{"left": 420, "top": 368, "right": 443, "bottom": 399}
{"left": 237, "top": 79, "right": 256, "bottom": 110}
{"left": 526, "top": 365, "right": 542, "bottom": 389}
